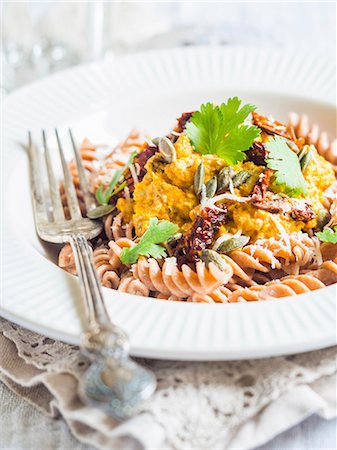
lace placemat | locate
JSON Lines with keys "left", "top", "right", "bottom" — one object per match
{"left": 0, "top": 317, "right": 336, "bottom": 450}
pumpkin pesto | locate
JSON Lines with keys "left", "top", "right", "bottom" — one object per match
{"left": 117, "top": 134, "right": 335, "bottom": 241}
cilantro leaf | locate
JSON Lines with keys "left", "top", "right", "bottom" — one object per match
{"left": 185, "top": 98, "right": 260, "bottom": 165}
{"left": 315, "top": 226, "right": 337, "bottom": 244}
{"left": 120, "top": 218, "right": 179, "bottom": 264}
{"left": 266, "top": 136, "right": 308, "bottom": 197}
{"left": 95, "top": 151, "right": 137, "bottom": 205}
{"left": 219, "top": 97, "right": 257, "bottom": 133}
{"left": 216, "top": 124, "right": 261, "bottom": 164}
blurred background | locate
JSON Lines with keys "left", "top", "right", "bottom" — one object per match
{"left": 1, "top": 1, "right": 336, "bottom": 93}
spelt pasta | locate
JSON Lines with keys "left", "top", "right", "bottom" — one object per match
{"left": 61, "top": 139, "right": 99, "bottom": 218}
{"left": 132, "top": 256, "right": 233, "bottom": 297}
{"left": 229, "top": 257, "right": 337, "bottom": 302}
{"left": 58, "top": 104, "right": 337, "bottom": 303}
{"left": 104, "top": 212, "right": 136, "bottom": 241}
{"left": 288, "top": 112, "right": 337, "bottom": 167}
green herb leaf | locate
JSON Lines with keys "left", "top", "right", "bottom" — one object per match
{"left": 110, "top": 181, "right": 127, "bottom": 198}
{"left": 120, "top": 218, "right": 179, "bottom": 264}
{"left": 104, "top": 171, "right": 123, "bottom": 201}
{"left": 95, "top": 151, "right": 137, "bottom": 205}
{"left": 186, "top": 98, "right": 260, "bottom": 165}
{"left": 95, "top": 185, "right": 106, "bottom": 205}
{"left": 266, "top": 136, "right": 308, "bottom": 197}
{"left": 315, "top": 226, "right": 337, "bottom": 244}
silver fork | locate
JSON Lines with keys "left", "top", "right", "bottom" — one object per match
{"left": 27, "top": 129, "right": 156, "bottom": 420}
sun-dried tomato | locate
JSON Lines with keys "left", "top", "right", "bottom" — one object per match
{"left": 245, "top": 141, "right": 268, "bottom": 166}
{"left": 252, "top": 112, "right": 304, "bottom": 149}
{"left": 252, "top": 197, "right": 292, "bottom": 214}
{"left": 251, "top": 192, "right": 314, "bottom": 222}
{"left": 291, "top": 203, "right": 315, "bottom": 223}
{"left": 116, "top": 144, "right": 158, "bottom": 199}
{"left": 173, "top": 206, "right": 227, "bottom": 268}
{"left": 174, "top": 112, "right": 194, "bottom": 133}
{"left": 134, "top": 145, "right": 158, "bottom": 181}
{"left": 252, "top": 112, "right": 290, "bottom": 138}
{"left": 250, "top": 169, "right": 272, "bottom": 202}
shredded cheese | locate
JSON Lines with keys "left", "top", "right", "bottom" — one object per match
{"left": 229, "top": 177, "right": 235, "bottom": 195}
{"left": 129, "top": 164, "right": 139, "bottom": 186}
{"left": 124, "top": 186, "right": 130, "bottom": 201}
{"left": 206, "top": 193, "right": 250, "bottom": 207}
{"left": 270, "top": 215, "right": 291, "bottom": 254}
{"left": 164, "top": 257, "right": 177, "bottom": 275}
{"left": 200, "top": 184, "right": 207, "bottom": 207}
{"left": 135, "top": 162, "right": 141, "bottom": 176}
{"left": 313, "top": 237, "right": 323, "bottom": 267}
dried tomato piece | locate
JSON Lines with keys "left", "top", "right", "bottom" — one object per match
{"left": 252, "top": 197, "right": 292, "bottom": 214}
{"left": 250, "top": 169, "right": 272, "bottom": 202}
{"left": 134, "top": 145, "right": 158, "bottom": 181}
{"left": 245, "top": 141, "right": 268, "bottom": 166}
{"left": 173, "top": 206, "right": 228, "bottom": 268}
{"left": 252, "top": 112, "right": 304, "bottom": 149}
{"left": 291, "top": 203, "right": 315, "bottom": 223}
{"left": 174, "top": 112, "right": 194, "bottom": 133}
{"left": 117, "top": 144, "right": 158, "bottom": 197}
{"left": 251, "top": 192, "right": 314, "bottom": 223}
{"left": 252, "top": 112, "right": 290, "bottom": 138}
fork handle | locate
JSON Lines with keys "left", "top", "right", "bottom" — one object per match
{"left": 69, "top": 234, "right": 130, "bottom": 359}
{"left": 69, "top": 234, "right": 110, "bottom": 328}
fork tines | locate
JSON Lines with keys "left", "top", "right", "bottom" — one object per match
{"left": 28, "top": 129, "right": 96, "bottom": 224}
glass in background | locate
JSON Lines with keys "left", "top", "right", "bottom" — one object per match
{"left": 2, "top": 1, "right": 336, "bottom": 93}
{"left": 1, "top": 1, "right": 174, "bottom": 92}
{"left": 2, "top": 1, "right": 91, "bottom": 92}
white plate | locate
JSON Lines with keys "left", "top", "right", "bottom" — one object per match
{"left": 1, "top": 46, "right": 336, "bottom": 360}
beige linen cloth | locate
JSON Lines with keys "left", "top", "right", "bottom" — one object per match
{"left": 0, "top": 317, "right": 336, "bottom": 450}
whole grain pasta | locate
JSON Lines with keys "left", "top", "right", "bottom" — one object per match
{"left": 288, "top": 112, "right": 337, "bottom": 167}
{"left": 133, "top": 256, "right": 233, "bottom": 297}
{"left": 228, "top": 258, "right": 337, "bottom": 302}
{"left": 104, "top": 212, "right": 136, "bottom": 241}
{"left": 61, "top": 139, "right": 99, "bottom": 218}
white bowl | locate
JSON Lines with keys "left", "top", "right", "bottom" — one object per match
{"left": 2, "top": 46, "right": 336, "bottom": 360}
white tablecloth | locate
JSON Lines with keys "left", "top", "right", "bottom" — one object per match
{"left": 1, "top": 381, "right": 336, "bottom": 450}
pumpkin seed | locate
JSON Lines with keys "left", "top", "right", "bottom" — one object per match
{"left": 300, "top": 148, "right": 312, "bottom": 171}
{"left": 317, "top": 209, "right": 331, "bottom": 230}
{"left": 200, "top": 183, "right": 207, "bottom": 206}
{"left": 201, "top": 249, "right": 227, "bottom": 271}
{"left": 217, "top": 235, "right": 250, "bottom": 254}
{"left": 286, "top": 139, "right": 299, "bottom": 153}
{"left": 194, "top": 162, "right": 205, "bottom": 195}
{"left": 87, "top": 204, "right": 115, "bottom": 219}
{"left": 298, "top": 144, "right": 309, "bottom": 161}
{"left": 158, "top": 137, "right": 177, "bottom": 163}
{"left": 232, "top": 171, "right": 251, "bottom": 188}
{"left": 205, "top": 177, "right": 217, "bottom": 198}
{"left": 167, "top": 233, "right": 183, "bottom": 247}
{"left": 152, "top": 137, "right": 160, "bottom": 146}
{"left": 217, "top": 167, "right": 234, "bottom": 192}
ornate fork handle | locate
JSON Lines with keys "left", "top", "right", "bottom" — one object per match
{"left": 69, "top": 234, "right": 129, "bottom": 358}
{"left": 27, "top": 129, "right": 156, "bottom": 419}
{"left": 69, "top": 234, "right": 156, "bottom": 419}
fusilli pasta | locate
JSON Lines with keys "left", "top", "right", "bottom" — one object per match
{"left": 288, "top": 112, "right": 337, "bottom": 167}
{"left": 61, "top": 139, "right": 98, "bottom": 218}
{"left": 132, "top": 256, "right": 233, "bottom": 297}
{"left": 227, "top": 258, "right": 337, "bottom": 302}
{"left": 104, "top": 212, "right": 136, "bottom": 241}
